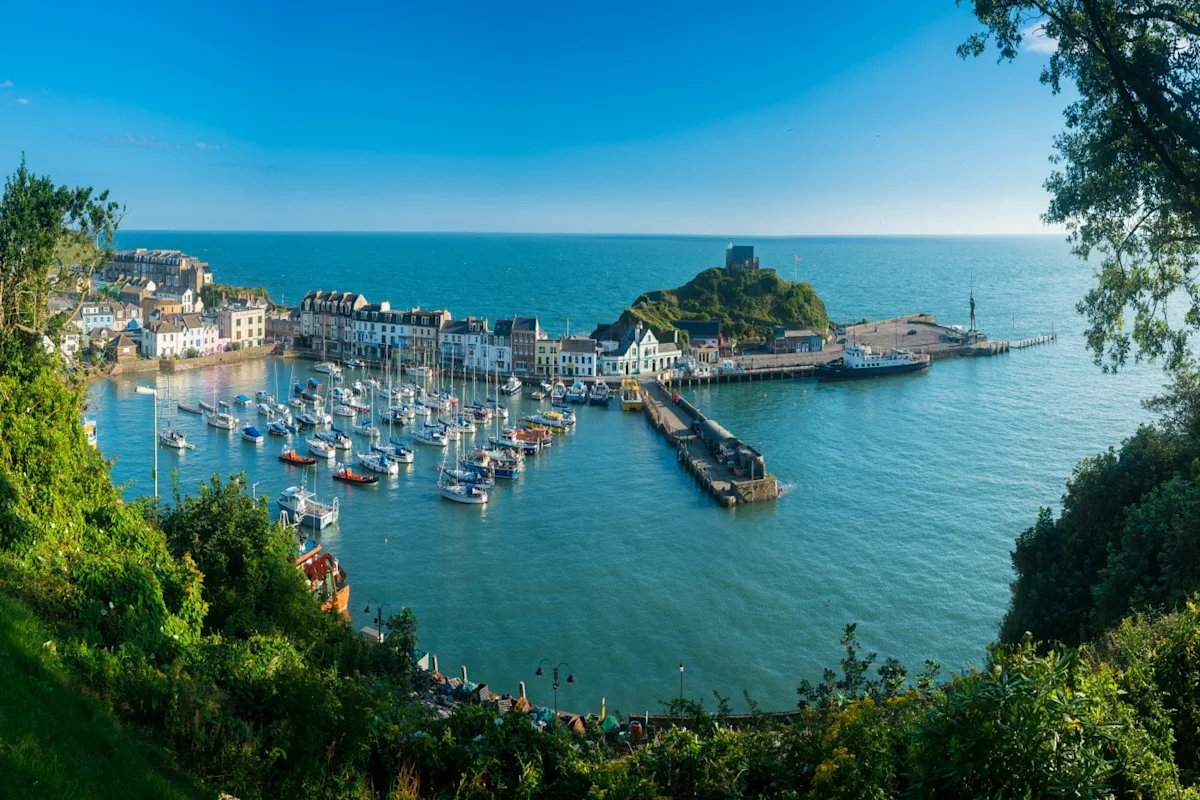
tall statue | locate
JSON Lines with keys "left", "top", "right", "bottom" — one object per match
{"left": 969, "top": 291, "right": 977, "bottom": 332}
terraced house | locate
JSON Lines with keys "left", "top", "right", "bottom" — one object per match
{"left": 301, "top": 290, "right": 369, "bottom": 356}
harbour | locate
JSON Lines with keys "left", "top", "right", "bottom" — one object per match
{"left": 86, "top": 233, "right": 1166, "bottom": 716}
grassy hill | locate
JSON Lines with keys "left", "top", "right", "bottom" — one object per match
{"left": 0, "top": 594, "right": 208, "bottom": 799}
{"left": 617, "top": 265, "right": 828, "bottom": 343}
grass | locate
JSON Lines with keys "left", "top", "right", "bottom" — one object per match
{"left": 0, "top": 593, "right": 211, "bottom": 799}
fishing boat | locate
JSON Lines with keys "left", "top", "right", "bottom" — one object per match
{"left": 550, "top": 381, "right": 567, "bottom": 405}
{"left": 242, "top": 425, "right": 264, "bottom": 444}
{"left": 268, "top": 420, "right": 291, "bottom": 437}
{"left": 566, "top": 380, "right": 588, "bottom": 404}
{"left": 199, "top": 400, "right": 216, "bottom": 413}
{"left": 345, "top": 358, "right": 365, "bottom": 369}
{"left": 523, "top": 410, "right": 573, "bottom": 430}
{"left": 317, "top": 429, "right": 353, "bottom": 450}
{"left": 278, "top": 448, "right": 316, "bottom": 465}
{"left": 205, "top": 409, "right": 238, "bottom": 430}
{"left": 255, "top": 390, "right": 274, "bottom": 402}
{"left": 353, "top": 421, "right": 381, "bottom": 439}
{"left": 501, "top": 375, "right": 522, "bottom": 396}
{"left": 234, "top": 394, "right": 253, "bottom": 406}
{"left": 279, "top": 445, "right": 317, "bottom": 465}
{"left": 333, "top": 463, "right": 378, "bottom": 485}
{"left": 159, "top": 427, "right": 194, "bottom": 450}
{"left": 814, "top": 344, "right": 931, "bottom": 381}
{"left": 314, "top": 361, "right": 340, "bottom": 375}
{"left": 588, "top": 381, "right": 611, "bottom": 405}
{"left": 412, "top": 426, "right": 448, "bottom": 447}
{"left": 539, "top": 380, "right": 553, "bottom": 393}
{"left": 356, "top": 451, "right": 399, "bottom": 475}
{"left": 292, "top": 530, "right": 350, "bottom": 615}
{"left": 620, "top": 378, "right": 643, "bottom": 411}
{"left": 278, "top": 485, "right": 339, "bottom": 529}
{"left": 531, "top": 390, "right": 546, "bottom": 401}
{"left": 307, "top": 437, "right": 337, "bottom": 459}
{"left": 177, "top": 401, "right": 203, "bottom": 415}
{"left": 373, "top": 440, "right": 415, "bottom": 464}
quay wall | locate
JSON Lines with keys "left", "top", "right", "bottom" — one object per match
{"left": 159, "top": 344, "right": 278, "bottom": 374}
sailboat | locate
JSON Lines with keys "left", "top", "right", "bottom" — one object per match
{"left": 438, "top": 416, "right": 488, "bottom": 506}
{"left": 205, "top": 394, "right": 238, "bottom": 430}
{"left": 156, "top": 380, "right": 195, "bottom": 449}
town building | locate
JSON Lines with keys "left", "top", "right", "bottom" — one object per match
{"left": 155, "top": 287, "right": 199, "bottom": 314}
{"left": 105, "top": 333, "right": 138, "bottom": 362}
{"left": 559, "top": 336, "right": 600, "bottom": 378}
{"left": 439, "top": 317, "right": 488, "bottom": 368}
{"left": 535, "top": 336, "right": 560, "bottom": 378}
{"left": 220, "top": 302, "right": 266, "bottom": 349}
{"left": 79, "top": 303, "right": 115, "bottom": 333}
{"left": 769, "top": 327, "right": 824, "bottom": 354}
{"left": 141, "top": 319, "right": 183, "bottom": 358}
{"left": 395, "top": 307, "right": 451, "bottom": 366}
{"left": 488, "top": 319, "right": 515, "bottom": 374}
{"left": 598, "top": 324, "right": 680, "bottom": 377}
{"left": 266, "top": 308, "right": 301, "bottom": 349}
{"left": 143, "top": 298, "right": 183, "bottom": 322}
{"left": 494, "top": 316, "right": 540, "bottom": 375}
{"left": 112, "top": 303, "right": 142, "bottom": 332}
{"left": 673, "top": 319, "right": 722, "bottom": 350}
{"left": 104, "top": 249, "right": 213, "bottom": 294}
{"left": 301, "top": 290, "right": 369, "bottom": 357}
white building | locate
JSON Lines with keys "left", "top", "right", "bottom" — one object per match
{"left": 219, "top": 302, "right": 265, "bottom": 348}
{"left": 560, "top": 336, "right": 600, "bottom": 378}
{"left": 598, "top": 324, "right": 680, "bottom": 377}
{"left": 79, "top": 303, "right": 115, "bottom": 334}
{"left": 156, "top": 288, "right": 199, "bottom": 314}
{"left": 141, "top": 319, "right": 183, "bottom": 358}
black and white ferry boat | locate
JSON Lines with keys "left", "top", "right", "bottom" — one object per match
{"left": 815, "top": 343, "right": 930, "bottom": 381}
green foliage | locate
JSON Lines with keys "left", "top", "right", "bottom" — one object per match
{"left": 0, "top": 155, "right": 122, "bottom": 332}
{"left": 200, "top": 283, "right": 272, "bottom": 311}
{"left": 0, "top": 593, "right": 208, "bottom": 799}
{"left": 962, "top": 0, "right": 1200, "bottom": 372}
{"left": 616, "top": 265, "right": 828, "bottom": 342}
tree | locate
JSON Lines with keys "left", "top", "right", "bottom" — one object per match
{"left": 0, "top": 156, "right": 123, "bottom": 333}
{"left": 962, "top": 0, "right": 1200, "bottom": 372}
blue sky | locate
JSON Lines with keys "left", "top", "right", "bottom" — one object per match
{"left": 0, "top": 1, "right": 1064, "bottom": 234}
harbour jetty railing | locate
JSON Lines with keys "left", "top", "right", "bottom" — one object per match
{"left": 1010, "top": 333, "right": 1056, "bottom": 349}
{"left": 641, "top": 381, "right": 778, "bottom": 507}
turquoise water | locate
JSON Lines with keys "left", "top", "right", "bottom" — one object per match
{"left": 88, "top": 233, "right": 1164, "bottom": 715}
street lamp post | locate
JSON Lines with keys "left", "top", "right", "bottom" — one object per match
{"left": 363, "top": 599, "right": 393, "bottom": 643}
{"left": 535, "top": 658, "right": 575, "bottom": 719}
{"left": 135, "top": 385, "right": 158, "bottom": 499}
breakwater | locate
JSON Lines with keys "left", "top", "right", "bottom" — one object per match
{"left": 642, "top": 381, "right": 778, "bottom": 507}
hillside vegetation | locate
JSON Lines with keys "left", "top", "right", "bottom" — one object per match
{"left": 618, "top": 265, "right": 828, "bottom": 343}
{"left": 10, "top": 159, "right": 1200, "bottom": 798}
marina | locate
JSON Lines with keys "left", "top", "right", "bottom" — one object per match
{"left": 85, "top": 234, "right": 1167, "bottom": 716}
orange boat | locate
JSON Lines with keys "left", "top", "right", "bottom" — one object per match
{"left": 279, "top": 446, "right": 317, "bottom": 466}
{"left": 295, "top": 538, "right": 350, "bottom": 616}
{"left": 332, "top": 464, "right": 378, "bottom": 485}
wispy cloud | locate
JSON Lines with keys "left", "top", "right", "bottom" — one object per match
{"left": 102, "top": 133, "right": 177, "bottom": 149}
{"left": 1022, "top": 21, "right": 1057, "bottom": 54}
{"left": 0, "top": 80, "right": 12, "bottom": 89}
{"left": 16, "top": 97, "right": 31, "bottom": 105}
{"left": 194, "top": 142, "right": 222, "bottom": 151}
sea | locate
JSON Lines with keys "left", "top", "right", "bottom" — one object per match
{"left": 87, "top": 232, "right": 1165, "bottom": 716}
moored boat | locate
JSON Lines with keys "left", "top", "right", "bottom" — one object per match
{"left": 205, "top": 409, "right": 238, "bottom": 430}
{"left": 565, "top": 380, "right": 588, "bottom": 404}
{"left": 620, "top": 378, "right": 643, "bottom": 411}
{"left": 314, "top": 362, "right": 340, "bottom": 375}
{"left": 439, "top": 481, "right": 488, "bottom": 505}
{"left": 178, "top": 401, "right": 203, "bottom": 415}
{"left": 373, "top": 440, "right": 415, "bottom": 464}
{"left": 356, "top": 451, "right": 399, "bottom": 475}
{"left": 242, "top": 425, "right": 264, "bottom": 444}
{"left": 501, "top": 375, "right": 522, "bottom": 396}
{"left": 353, "top": 421, "right": 381, "bottom": 439}
{"left": 333, "top": 463, "right": 379, "bottom": 485}
{"left": 159, "top": 427, "right": 195, "bottom": 450}
{"left": 279, "top": 445, "right": 317, "bottom": 465}
{"left": 278, "top": 485, "right": 338, "bottom": 529}
{"left": 814, "top": 343, "right": 931, "bottom": 381}
{"left": 588, "top": 382, "right": 611, "bottom": 405}
{"left": 307, "top": 437, "right": 337, "bottom": 459}
{"left": 234, "top": 394, "right": 253, "bottom": 406}
{"left": 268, "top": 420, "right": 291, "bottom": 437}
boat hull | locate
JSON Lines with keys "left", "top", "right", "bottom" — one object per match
{"left": 815, "top": 360, "right": 930, "bottom": 382}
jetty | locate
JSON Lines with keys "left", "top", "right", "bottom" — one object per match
{"left": 641, "top": 381, "right": 778, "bottom": 507}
